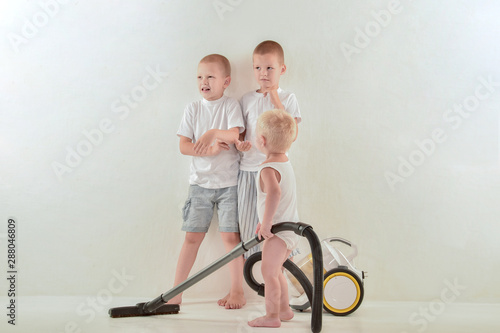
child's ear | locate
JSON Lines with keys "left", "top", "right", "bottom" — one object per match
{"left": 260, "top": 134, "right": 266, "bottom": 147}
{"left": 224, "top": 76, "right": 231, "bottom": 87}
{"left": 280, "top": 64, "right": 287, "bottom": 75}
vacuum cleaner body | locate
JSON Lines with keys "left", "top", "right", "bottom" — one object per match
{"left": 287, "top": 237, "right": 366, "bottom": 316}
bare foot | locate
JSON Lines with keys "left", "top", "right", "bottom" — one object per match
{"left": 224, "top": 291, "right": 246, "bottom": 309}
{"left": 248, "top": 315, "right": 281, "bottom": 327}
{"left": 165, "top": 294, "right": 182, "bottom": 305}
{"left": 280, "top": 307, "right": 294, "bottom": 321}
{"left": 217, "top": 293, "right": 229, "bottom": 307}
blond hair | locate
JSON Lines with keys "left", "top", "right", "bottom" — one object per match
{"left": 199, "top": 54, "right": 231, "bottom": 76}
{"left": 253, "top": 40, "right": 284, "bottom": 65}
{"left": 257, "top": 109, "right": 296, "bottom": 152}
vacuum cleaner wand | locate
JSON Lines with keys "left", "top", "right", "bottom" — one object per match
{"left": 108, "top": 222, "right": 323, "bottom": 333}
{"left": 143, "top": 235, "right": 261, "bottom": 314}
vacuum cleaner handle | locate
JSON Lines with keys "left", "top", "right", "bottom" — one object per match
{"left": 270, "top": 221, "right": 314, "bottom": 236}
{"left": 326, "top": 237, "right": 358, "bottom": 260}
{"left": 326, "top": 237, "right": 352, "bottom": 247}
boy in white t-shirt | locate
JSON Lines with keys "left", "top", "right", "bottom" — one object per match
{"left": 171, "top": 54, "right": 246, "bottom": 309}
{"left": 248, "top": 109, "right": 299, "bottom": 328}
{"left": 238, "top": 41, "right": 301, "bottom": 259}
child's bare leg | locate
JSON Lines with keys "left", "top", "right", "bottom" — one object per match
{"left": 279, "top": 249, "right": 294, "bottom": 321}
{"left": 248, "top": 237, "right": 287, "bottom": 328}
{"left": 218, "top": 232, "right": 246, "bottom": 309}
{"left": 165, "top": 232, "right": 205, "bottom": 304}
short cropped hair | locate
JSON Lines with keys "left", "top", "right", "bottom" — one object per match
{"left": 253, "top": 40, "right": 284, "bottom": 65}
{"left": 199, "top": 54, "right": 231, "bottom": 76}
{"left": 257, "top": 109, "right": 296, "bottom": 152}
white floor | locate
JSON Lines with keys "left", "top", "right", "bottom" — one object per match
{"left": 2, "top": 296, "right": 499, "bottom": 333}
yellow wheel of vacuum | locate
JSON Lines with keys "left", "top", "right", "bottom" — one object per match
{"left": 323, "top": 268, "right": 364, "bottom": 316}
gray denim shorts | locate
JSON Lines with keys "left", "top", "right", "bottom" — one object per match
{"left": 181, "top": 185, "right": 239, "bottom": 233}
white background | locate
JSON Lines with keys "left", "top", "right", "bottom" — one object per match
{"left": 1, "top": 0, "right": 499, "bottom": 304}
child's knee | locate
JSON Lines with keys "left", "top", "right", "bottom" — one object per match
{"left": 261, "top": 263, "right": 282, "bottom": 279}
{"left": 220, "top": 231, "right": 241, "bottom": 244}
{"left": 184, "top": 232, "right": 205, "bottom": 245}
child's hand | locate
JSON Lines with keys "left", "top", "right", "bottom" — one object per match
{"left": 217, "top": 141, "right": 230, "bottom": 151}
{"left": 261, "top": 87, "right": 284, "bottom": 110}
{"left": 235, "top": 140, "right": 252, "bottom": 152}
{"left": 207, "top": 140, "right": 229, "bottom": 156}
{"left": 256, "top": 222, "right": 273, "bottom": 240}
{"left": 194, "top": 129, "right": 217, "bottom": 155}
{"left": 260, "top": 85, "right": 278, "bottom": 97}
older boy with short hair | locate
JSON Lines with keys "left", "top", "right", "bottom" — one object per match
{"left": 171, "top": 54, "right": 246, "bottom": 309}
{"left": 248, "top": 109, "right": 300, "bottom": 328}
{"left": 237, "top": 40, "right": 301, "bottom": 259}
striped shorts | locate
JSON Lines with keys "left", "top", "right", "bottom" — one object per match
{"left": 238, "top": 170, "right": 260, "bottom": 259}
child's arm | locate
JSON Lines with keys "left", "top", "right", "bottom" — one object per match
{"left": 261, "top": 88, "right": 301, "bottom": 140}
{"left": 257, "top": 167, "right": 281, "bottom": 240}
{"left": 260, "top": 87, "right": 285, "bottom": 110}
{"left": 193, "top": 127, "right": 239, "bottom": 155}
{"left": 235, "top": 130, "right": 252, "bottom": 152}
{"left": 268, "top": 89, "right": 285, "bottom": 110}
{"left": 238, "top": 130, "right": 246, "bottom": 142}
{"left": 179, "top": 135, "right": 229, "bottom": 156}
{"left": 294, "top": 118, "right": 299, "bottom": 141}
{"left": 265, "top": 91, "right": 299, "bottom": 141}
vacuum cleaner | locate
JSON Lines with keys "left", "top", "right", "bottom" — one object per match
{"left": 244, "top": 236, "right": 366, "bottom": 316}
{"left": 109, "top": 222, "right": 324, "bottom": 333}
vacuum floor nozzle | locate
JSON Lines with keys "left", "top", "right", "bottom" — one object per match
{"left": 108, "top": 302, "right": 180, "bottom": 318}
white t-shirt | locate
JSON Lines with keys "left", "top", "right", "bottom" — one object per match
{"left": 239, "top": 88, "right": 301, "bottom": 172}
{"left": 177, "top": 95, "right": 244, "bottom": 189}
